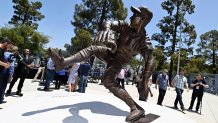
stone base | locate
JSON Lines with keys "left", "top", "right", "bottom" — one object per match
{"left": 129, "top": 113, "right": 160, "bottom": 123}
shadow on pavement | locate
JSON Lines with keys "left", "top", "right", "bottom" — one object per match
{"left": 22, "top": 101, "right": 129, "bottom": 123}
{"left": 165, "top": 105, "right": 186, "bottom": 114}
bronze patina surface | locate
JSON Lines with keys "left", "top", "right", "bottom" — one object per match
{"left": 48, "top": 6, "right": 154, "bottom": 122}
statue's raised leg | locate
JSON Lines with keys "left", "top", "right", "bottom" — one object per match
{"left": 48, "top": 46, "right": 109, "bottom": 71}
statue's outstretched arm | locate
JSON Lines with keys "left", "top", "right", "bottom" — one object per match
{"left": 138, "top": 41, "right": 154, "bottom": 100}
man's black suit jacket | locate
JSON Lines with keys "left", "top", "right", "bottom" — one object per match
{"left": 14, "top": 54, "right": 34, "bottom": 77}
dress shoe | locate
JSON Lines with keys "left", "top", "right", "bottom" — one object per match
{"left": 187, "top": 108, "right": 193, "bottom": 111}
{"left": 16, "top": 92, "right": 23, "bottom": 97}
{"left": 0, "top": 101, "right": 7, "bottom": 104}
{"left": 181, "top": 107, "right": 186, "bottom": 111}
{"left": 174, "top": 106, "right": 178, "bottom": 110}
{"left": 43, "top": 88, "right": 52, "bottom": 91}
{"left": 139, "top": 97, "right": 147, "bottom": 102}
{"left": 6, "top": 90, "right": 11, "bottom": 96}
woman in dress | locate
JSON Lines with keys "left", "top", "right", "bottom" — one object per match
{"left": 67, "top": 63, "right": 80, "bottom": 92}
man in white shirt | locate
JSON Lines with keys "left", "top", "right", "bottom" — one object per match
{"left": 43, "top": 58, "right": 55, "bottom": 91}
{"left": 172, "top": 69, "right": 189, "bottom": 111}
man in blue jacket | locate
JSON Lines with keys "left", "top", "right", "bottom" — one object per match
{"left": 78, "top": 61, "right": 91, "bottom": 93}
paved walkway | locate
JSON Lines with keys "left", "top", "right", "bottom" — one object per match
{"left": 0, "top": 79, "right": 218, "bottom": 123}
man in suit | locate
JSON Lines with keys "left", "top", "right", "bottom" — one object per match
{"left": 6, "top": 49, "right": 34, "bottom": 97}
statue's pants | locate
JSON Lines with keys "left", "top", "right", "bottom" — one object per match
{"left": 63, "top": 45, "right": 138, "bottom": 111}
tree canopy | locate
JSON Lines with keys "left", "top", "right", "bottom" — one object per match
{"left": 152, "top": 0, "right": 196, "bottom": 82}
{"left": 9, "top": 0, "right": 45, "bottom": 29}
{"left": 0, "top": 25, "right": 49, "bottom": 55}
{"left": 0, "top": 0, "right": 49, "bottom": 55}
{"left": 65, "top": 0, "right": 127, "bottom": 54}
{"left": 196, "top": 30, "right": 218, "bottom": 73}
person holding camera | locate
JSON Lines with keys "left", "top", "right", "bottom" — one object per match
{"left": 4, "top": 46, "right": 19, "bottom": 82}
{"left": 0, "top": 46, "right": 18, "bottom": 104}
{"left": 0, "top": 38, "right": 12, "bottom": 104}
{"left": 188, "top": 74, "right": 208, "bottom": 112}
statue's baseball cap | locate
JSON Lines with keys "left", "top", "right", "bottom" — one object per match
{"left": 130, "top": 6, "right": 153, "bottom": 18}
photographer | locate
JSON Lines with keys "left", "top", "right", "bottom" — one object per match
{"left": 0, "top": 38, "right": 12, "bottom": 104}
{"left": 188, "top": 74, "right": 209, "bottom": 112}
{"left": 4, "top": 46, "right": 19, "bottom": 82}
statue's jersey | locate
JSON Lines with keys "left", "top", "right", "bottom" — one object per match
{"left": 110, "top": 20, "right": 153, "bottom": 63}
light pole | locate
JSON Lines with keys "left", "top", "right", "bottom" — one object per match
{"left": 176, "top": 5, "right": 184, "bottom": 75}
{"left": 176, "top": 36, "right": 182, "bottom": 75}
{"left": 176, "top": 21, "right": 182, "bottom": 75}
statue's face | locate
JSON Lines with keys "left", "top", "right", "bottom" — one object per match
{"left": 130, "top": 13, "right": 142, "bottom": 30}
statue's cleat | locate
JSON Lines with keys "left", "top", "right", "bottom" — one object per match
{"left": 125, "top": 109, "right": 145, "bottom": 122}
{"left": 47, "top": 48, "right": 64, "bottom": 71}
{"left": 135, "top": 103, "right": 145, "bottom": 112}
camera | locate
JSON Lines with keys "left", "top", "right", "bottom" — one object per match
{"left": 7, "top": 53, "right": 24, "bottom": 63}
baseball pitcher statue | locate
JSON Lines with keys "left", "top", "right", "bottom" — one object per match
{"left": 48, "top": 6, "right": 154, "bottom": 122}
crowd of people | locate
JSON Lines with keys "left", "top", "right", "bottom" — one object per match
{"left": 155, "top": 69, "right": 208, "bottom": 113}
{"left": 0, "top": 39, "right": 36, "bottom": 103}
{"left": 0, "top": 38, "right": 209, "bottom": 114}
{"left": 116, "top": 68, "right": 209, "bottom": 113}
{"left": 0, "top": 38, "right": 92, "bottom": 105}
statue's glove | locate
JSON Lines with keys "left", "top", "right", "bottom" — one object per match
{"left": 93, "top": 21, "right": 117, "bottom": 53}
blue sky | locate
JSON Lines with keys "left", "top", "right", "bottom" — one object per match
{"left": 0, "top": 0, "right": 218, "bottom": 50}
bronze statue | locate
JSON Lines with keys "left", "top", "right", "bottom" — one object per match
{"left": 48, "top": 6, "right": 154, "bottom": 122}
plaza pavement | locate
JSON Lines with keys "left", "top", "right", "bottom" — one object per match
{"left": 0, "top": 79, "right": 218, "bottom": 123}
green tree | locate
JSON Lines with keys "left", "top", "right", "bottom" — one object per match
{"left": 5, "top": 0, "right": 49, "bottom": 53}
{"left": 72, "top": 0, "right": 127, "bottom": 34}
{"left": 65, "top": 29, "right": 92, "bottom": 54}
{"left": 152, "top": 46, "right": 168, "bottom": 71}
{"left": 171, "top": 48, "right": 190, "bottom": 71}
{"left": 196, "top": 30, "right": 218, "bottom": 74}
{"left": 0, "top": 25, "right": 49, "bottom": 54}
{"left": 130, "top": 56, "right": 143, "bottom": 75}
{"left": 151, "top": 0, "right": 196, "bottom": 83}
{"left": 65, "top": 0, "right": 127, "bottom": 54}
{"left": 183, "top": 56, "right": 206, "bottom": 73}
{"left": 9, "top": 0, "right": 44, "bottom": 29}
